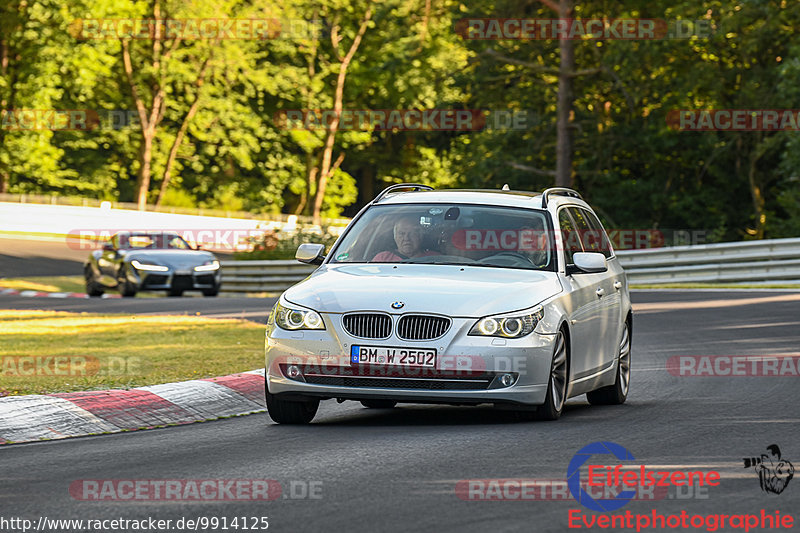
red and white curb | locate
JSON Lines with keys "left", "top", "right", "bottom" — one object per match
{"left": 0, "top": 288, "right": 121, "bottom": 299}
{"left": 0, "top": 369, "right": 266, "bottom": 445}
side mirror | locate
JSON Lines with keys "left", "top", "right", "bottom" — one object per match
{"left": 569, "top": 252, "right": 607, "bottom": 274}
{"left": 102, "top": 243, "right": 114, "bottom": 252}
{"left": 296, "top": 243, "right": 325, "bottom": 265}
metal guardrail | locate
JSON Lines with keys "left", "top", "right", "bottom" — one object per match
{"left": 220, "top": 238, "right": 800, "bottom": 293}
{"left": 220, "top": 260, "right": 316, "bottom": 293}
{"left": 616, "top": 238, "right": 800, "bottom": 285}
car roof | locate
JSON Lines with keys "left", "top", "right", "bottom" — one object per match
{"left": 374, "top": 189, "right": 592, "bottom": 211}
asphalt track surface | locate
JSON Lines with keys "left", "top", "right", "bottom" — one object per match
{"left": 0, "top": 237, "right": 234, "bottom": 277}
{"left": 2, "top": 290, "right": 799, "bottom": 532}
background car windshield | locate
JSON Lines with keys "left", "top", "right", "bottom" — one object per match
{"left": 330, "top": 204, "right": 552, "bottom": 270}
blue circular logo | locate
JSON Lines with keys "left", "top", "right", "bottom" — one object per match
{"left": 391, "top": 301, "right": 404, "bottom": 309}
{"left": 567, "top": 441, "right": 637, "bottom": 512}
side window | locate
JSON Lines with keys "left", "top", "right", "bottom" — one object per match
{"left": 558, "top": 208, "right": 583, "bottom": 264}
{"left": 581, "top": 209, "right": 613, "bottom": 258}
{"left": 568, "top": 208, "right": 601, "bottom": 257}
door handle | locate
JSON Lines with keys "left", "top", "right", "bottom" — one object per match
{"left": 596, "top": 288, "right": 605, "bottom": 297}
{"left": 614, "top": 281, "right": 622, "bottom": 290}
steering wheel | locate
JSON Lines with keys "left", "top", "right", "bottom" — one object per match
{"left": 477, "top": 251, "right": 536, "bottom": 267}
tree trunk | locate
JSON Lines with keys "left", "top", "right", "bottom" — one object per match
{"left": 311, "top": 6, "right": 373, "bottom": 224}
{"left": 555, "top": 0, "right": 575, "bottom": 188}
{"left": 295, "top": 152, "right": 318, "bottom": 216}
{"left": 136, "top": 131, "right": 154, "bottom": 210}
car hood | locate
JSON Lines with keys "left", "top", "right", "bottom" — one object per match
{"left": 284, "top": 264, "right": 562, "bottom": 317}
{"left": 122, "top": 250, "right": 217, "bottom": 269}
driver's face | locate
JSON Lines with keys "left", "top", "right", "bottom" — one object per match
{"left": 394, "top": 220, "right": 423, "bottom": 256}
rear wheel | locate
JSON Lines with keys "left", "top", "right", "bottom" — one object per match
{"left": 587, "top": 320, "right": 631, "bottom": 406}
{"left": 360, "top": 400, "right": 397, "bottom": 409}
{"left": 84, "top": 267, "right": 104, "bottom": 297}
{"left": 265, "top": 387, "right": 319, "bottom": 424}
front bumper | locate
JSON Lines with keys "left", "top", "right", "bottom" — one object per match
{"left": 132, "top": 269, "right": 221, "bottom": 291}
{"left": 265, "top": 314, "right": 557, "bottom": 407}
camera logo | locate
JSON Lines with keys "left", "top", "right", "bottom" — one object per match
{"left": 743, "top": 444, "right": 794, "bottom": 495}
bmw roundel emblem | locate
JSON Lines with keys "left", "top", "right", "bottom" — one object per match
{"left": 391, "top": 301, "right": 404, "bottom": 309}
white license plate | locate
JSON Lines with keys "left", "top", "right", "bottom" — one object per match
{"left": 350, "top": 346, "right": 436, "bottom": 368}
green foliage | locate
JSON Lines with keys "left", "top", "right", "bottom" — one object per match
{"left": 3, "top": 0, "right": 800, "bottom": 240}
{"left": 236, "top": 226, "right": 340, "bottom": 260}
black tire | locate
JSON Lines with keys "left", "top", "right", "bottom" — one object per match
{"left": 168, "top": 288, "right": 184, "bottom": 297}
{"left": 587, "top": 320, "right": 631, "bottom": 406}
{"left": 265, "top": 389, "right": 319, "bottom": 424}
{"left": 84, "top": 267, "right": 104, "bottom": 297}
{"left": 527, "top": 328, "right": 569, "bottom": 421}
{"left": 117, "top": 268, "right": 137, "bottom": 297}
{"left": 360, "top": 400, "right": 397, "bottom": 409}
{"left": 202, "top": 286, "right": 219, "bottom": 297}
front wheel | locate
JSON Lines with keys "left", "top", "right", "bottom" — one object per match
{"left": 117, "top": 269, "right": 137, "bottom": 297}
{"left": 168, "top": 288, "right": 184, "bottom": 297}
{"left": 265, "top": 389, "right": 319, "bottom": 424}
{"left": 535, "top": 330, "right": 569, "bottom": 421}
{"left": 517, "top": 329, "right": 569, "bottom": 422}
{"left": 202, "top": 286, "right": 220, "bottom": 297}
{"left": 587, "top": 320, "right": 631, "bottom": 406}
{"left": 84, "top": 267, "right": 104, "bottom": 297}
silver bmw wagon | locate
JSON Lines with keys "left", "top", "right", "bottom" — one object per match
{"left": 265, "top": 185, "right": 632, "bottom": 424}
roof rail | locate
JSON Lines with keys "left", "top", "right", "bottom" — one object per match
{"left": 373, "top": 183, "right": 434, "bottom": 203}
{"left": 541, "top": 187, "right": 583, "bottom": 208}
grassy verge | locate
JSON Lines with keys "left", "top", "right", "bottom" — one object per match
{"left": 0, "top": 310, "right": 264, "bottom": 396}
{"left": 0, "top": 276, "right": 86, "bottom": 293}
{"left": 631, "top": 283, "right": 800, "bottom": 289}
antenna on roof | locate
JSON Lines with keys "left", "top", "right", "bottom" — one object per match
{"left": 501, "top": 184, "right": 510, "bottom": 191}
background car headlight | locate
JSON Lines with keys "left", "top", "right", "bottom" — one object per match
{"left": 469, "top": 306, "right": 544, "bottom": 338}
{"left": 194, "top": 260, "right": 220, "bottom": 272}
{"left": 130, "top": 260, "right": 169, "bottom": 272}
{"left": 274, "top": 301, "right": 325, "bottom": 330}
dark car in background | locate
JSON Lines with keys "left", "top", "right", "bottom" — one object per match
{"left": 84, "top": 231, "right": 222, "bottom": 297}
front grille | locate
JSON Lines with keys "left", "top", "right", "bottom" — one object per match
{"left": 302, "top": 375, "right": 493, "bottom": 391}
{"left": 142, "top": 274, "right": 168, "bottom": 287}
{"left": 397, "top": 315, "right": 451, "bottom": 340}
{"left": 342, "top": 313, "right": 392, "bottom": 339}
{"left": 172, "top": 275, "right": 193, "bottom": 290}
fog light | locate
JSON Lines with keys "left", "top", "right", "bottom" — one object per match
{"left": 500, "top": 373, "right": 515, "bottom": 387}
{"left": 286, "top": 365, "right": 303, "bottom": 379}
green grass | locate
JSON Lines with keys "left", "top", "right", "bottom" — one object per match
{"left": 0, "top": 276, "right": 86, "bottom": 293}
{"left": 631, "top": 283, "right": 800, "bottom": 289}
{"left": 0, "top": 310, "right": 265, "bottom": 396}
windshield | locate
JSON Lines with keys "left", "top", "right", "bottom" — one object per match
{"left": 329, "top": 204, "right": 554, "bottom": 270}
{"left": 118, "top": 233, "right": 191, "bottom": 250}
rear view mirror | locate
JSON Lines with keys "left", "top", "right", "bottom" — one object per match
{"left": 570, "top": 252, "right": 607, "bottom": 274}
{"left": 296, "top": 243, "right": 325, "bottom": 265}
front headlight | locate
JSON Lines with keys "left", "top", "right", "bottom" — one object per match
{"left": 274, "top": 301, "right": 325, "bottom": 331}
{"left": 131, "top": 260, "right": 169, "bottom": 272}
{"left": 468, "top": 305, "right": 544, "bottom": 338}
{"left": 194, "top": 260, "right": 220, "bottom": 272}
